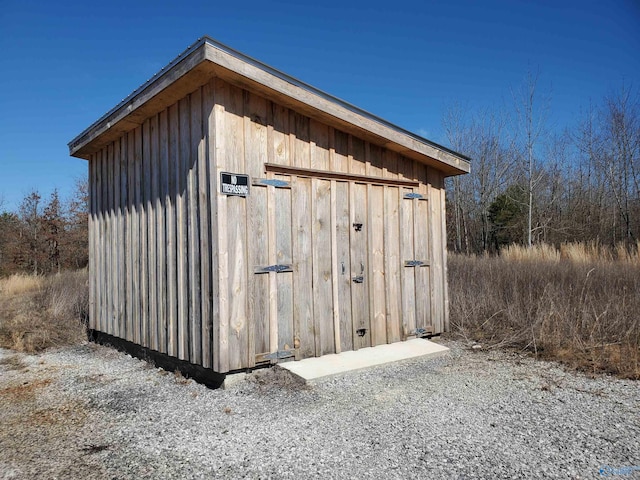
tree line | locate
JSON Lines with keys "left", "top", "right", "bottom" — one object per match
{"left": 0, "top": 179, "right": 88, "bottom": 276}
{"left": 444, "top": 75, "right": 639, "bottom": 254}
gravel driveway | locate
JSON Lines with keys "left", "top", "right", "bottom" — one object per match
{"left": 1, "top": 340, "right": 638, "bottom": 479}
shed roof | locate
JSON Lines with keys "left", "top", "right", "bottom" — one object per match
{"left": 69, "top": 36, "right": 470, "bottom": 176}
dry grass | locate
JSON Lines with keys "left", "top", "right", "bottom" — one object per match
{"left": 448, "top": 243, "right": 640, "bottom": 379}
{"left": 501, "top": 243, "right": 561, "bottom": 262}
{"left": 0, "top": 274, "right": 44, "bottom": 296}
{"left": 560, "top": 240, "right": 640, "bottom": 264}
{"left": 560, "top": 241, "right": 608, "bottom": 263}
{"left": 500, "top": 241, "right": 640, "bottom": 265}
{"left": 0, "top": 270, "right": 88, "bottom": 353}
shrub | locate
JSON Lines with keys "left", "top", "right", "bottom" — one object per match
{"left": 0, "top": 270, "right": 88, "bottom": 352}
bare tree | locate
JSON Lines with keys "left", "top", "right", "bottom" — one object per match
{"left": 442, "top": 77, "right": 637, "bottom": 254}
{"left": 601, "top": 83, "right": 640, "bottom": 244}
{"left": 0, "top": 195, "right": 7, "bottom": 272}
{"left": 472, "top": 111, "right": 517, "bottom": 250}
{"left": 571, "top": 102, "right": 605, "bottom": 241}
{"left": 443, "top": 102, "right": 474, "bottom": 253}
{"left": 512, "top": 69, "right": 550, "bottom": 248}
{"left": 443, "top": 104, "right": 517, "bottom": 252}
{"left": 535, "top": 131, "right": 573, "bottom": 243}
{"left": 63, "top": 176, "right": 89, "bottom": 269}
{"left": 18, "top": 190, "right": 45, "bottom": 274}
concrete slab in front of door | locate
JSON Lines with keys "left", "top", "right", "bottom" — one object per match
{"left": 278, "top": 338, "right": 449, "bottom": 384}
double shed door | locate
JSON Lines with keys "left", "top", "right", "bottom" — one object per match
{"left": 251, "top": 173, "right": 432, "bottom": 364}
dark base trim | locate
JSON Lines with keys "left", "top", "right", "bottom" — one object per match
{"left": 88, "top": 330, "right": 226, "bottom": 389}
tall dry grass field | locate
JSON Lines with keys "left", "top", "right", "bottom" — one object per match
{"left": 0, "top": 270, "right": 88, "bottom": 352}
{"left": 448, "top": 243, "right": 640, "bottom": 379}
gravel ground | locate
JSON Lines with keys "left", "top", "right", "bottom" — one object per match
{"left": 1, "top": 340, "right": 638, "bottom": 480}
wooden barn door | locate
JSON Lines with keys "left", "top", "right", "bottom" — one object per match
{"left": 400, "top": 188, "right": 433, "bottom": 338}
{"left": 252, "top": 175, "right": 372, "bottom": 362}
{"left": 346, "top": 182, "right": 371, "bottom": 350}
{"left": 348, "top": 182, "right": 405, "bottom": 349}
{"left": 252, "top": 175, "right": 432, "bottom": 365}
{"left": 251, "top": 174, "right": 295, "bottom": 365}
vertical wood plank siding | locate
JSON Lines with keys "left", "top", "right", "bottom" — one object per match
{"left": 91, "top": 86, "right": 214, "bottom": 364}
{"left": 126, "top": 132, "right": 135, "bottom": 343}
{"left": 177, "top": 96, "right": 190, "bottom": 361}
{"left": 200, "top": 83, "right": 215, "bottom": 369}
{"left": 188, "top": 88, "right": 202, "bottom": 365}
{"left": 218, "top": 82, "right": 248, "bottom": 371}
{"left": 106, "top": 143, "right": 115, "bottom": 336}
{"left": 246, "top": 93, "right": 269, "bottom": 360}
{"left": 148, "top": 116, "right": 159, "bottom": 351}
{"left": 89, "top": 78, "right": 449, "bottom": 373}
{"left": 157, "top": 110, "right": 169, "bottom": 353}
{"left": 133, "top": 127, "right": 143, "bottom": 345}
{"left": 88, "top": 155, "right": 96, "bottom": 331}
{"left": 166, "top": 105, "right": 179, "bottom": 357}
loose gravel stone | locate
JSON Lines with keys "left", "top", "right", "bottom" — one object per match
{"left": 1, "top": 340, "right": 638, "bottom": 479}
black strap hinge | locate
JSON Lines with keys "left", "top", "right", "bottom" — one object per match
{"left": 404, "top": 260, "right": 429, "bottom": 267}
{"left": 254, "top": 264, "right": 293, "bottom": 274}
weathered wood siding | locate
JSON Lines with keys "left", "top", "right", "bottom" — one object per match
{"left": 89, "top": 77, "right": 449, "bottom": 373}
{"left": 90, "top": 82, "right": 215, "bottom": 367}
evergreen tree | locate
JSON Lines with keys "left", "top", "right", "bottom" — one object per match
{"left": 488, "top": 185, "right": 528, "bottom": 249}
{"left": 43, "top": 190, "right": 64, "bottom": 273}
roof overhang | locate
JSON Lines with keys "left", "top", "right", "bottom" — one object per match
{"left": 69, "top": 37, "right": 471, "bottom": 176}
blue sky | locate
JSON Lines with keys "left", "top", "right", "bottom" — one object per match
{"left": 0, "top": 0, "right": 638, "bottom": 211}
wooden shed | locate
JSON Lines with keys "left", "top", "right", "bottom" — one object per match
{"left": 69, "top": 37, "right": 470, "bottom": 374}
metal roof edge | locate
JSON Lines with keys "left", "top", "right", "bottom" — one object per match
{"left": 199, "top": 36, "right": 470, "bottom": 163}
{"left": 68, "top": 37, "right": 209, "bottom": 152}
{"left": 69, "top": 35, "right": 471, "bottom": 165}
